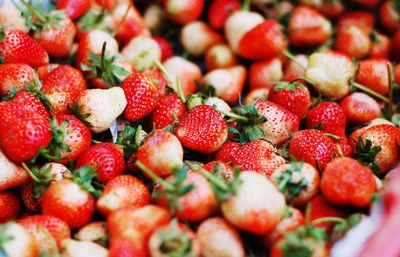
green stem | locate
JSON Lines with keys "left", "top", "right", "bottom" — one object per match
{"left": 336, "top": 144, "right": 344, "bottom": 157}
{"left": 134, "top": 125, "right": 142, "bottom": 146}
{"left": 92, "top": 140, "right": 102, "bottom": 144}
{"left": 21, "top": 162, "right": 41, "bottom": 183}
{"left": 282, "top": 50, "right": 307, "bottom": 71}
{"left": 220, "top": 110, "right": 250, "bottom": 122}
{"left": 311, "top": 217, "right": 347, "bottom": 226}
{"left": 154, "top": 60, "right": 174, "bottom": 83}
{"left": 387, "top": 63, "right": 394, "bottom": 118}
{"left": 154, "top": 60, "right": 186, "bottom": 103}
{"left": 290, "top": 76, "right": 314, "bottom": 86}
{"left": 19, "top": 0, "right": 46, "bottom": 23}
{"left": 112, "top": 5, "right": 131, "bottom": 37}
{"left": 135, "top": 160, "right": 175, "bottom": 191}
{"left": 242, "top": 0, "right": 251, "bottom": 11}
{"left": 175, "top": 77, "right": 186, "bottom": 104}
{"left": 325, "top": 133, "right": 340, "bottom": 141}
{"left": 278, "top": 175, "right": 290, "bottom": 191}
{"left": 351, "top": 82, "right": 389, "bottom": 103}
{"left": 185, "top": 161, "right": 229, "bottom": 191}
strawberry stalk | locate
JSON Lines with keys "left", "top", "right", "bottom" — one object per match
{"left": 111, "top": 5, "right": 131, "bottom": 37}
{"left": 351, "top": 82, "right": 389, "bottom": 103}
{"left": 154, "top": 60, "right": 186, "bottom": 103}
{"left": 311, "top": 217, "right": 347, "bottom": 226}
{"left": 282, "top": 50, "right": 307, "bottom": 70}
{"left": 21, "top": 162, "right": 41, "bottom": 183}
{"left": 135, "top": 160, "right": 176, "bottom": 191}
{"left": 242, "top": 0, "right": 252, "bottom": 11}
{"left": 157, "top": 219, "right": 194, "bottom": 257}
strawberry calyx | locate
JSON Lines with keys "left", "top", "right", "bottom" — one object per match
{"left": 24, "top": 73, "right": 53, "bottom": 113}
{"left": 21, "top": 162, "right": 56, "bottom": 198}
{"left": 282, "top": 50, "right": 307, "bottom": 71}
{"left": 275, "top": 160, "right": 308, "bottom": 203}
{"left": 330, "top": 213, "right": 364, "bottom": 242}
{"left": 76, "top": 8, "right": 112, "bottom": 34}
{"left": 116, "top": 124, "right": 143, "bottom": 159}
{"left": 136, "top": 161, "right": 195, "bottom": 213}
{"left": 17, "top": 0, "right": 66, "bottom": 32}
{"left": 0, "top": 27, "right": 4, "bottom": 64}
{"left": 81, "top": 42, "right": 130, "bottom": 88}
{"left": 157, "top": 219, "right": 195, "bottom": 257}
{"left": 352, "top": 136, "right": 382, "bottom": 176}
{"left": 272, "top": 77, "right": 309, "bottom": 92}
{"left": 154, "top": 60, "right": 186, "bottom": 103}
{"left": 67, "top": 101, "right": 93, "bottom": 128}
{"left": 70, "top": 165, "right": 101, "bottom": 198}
{"left": 185, "top": 94, "right": 205, "bottom": 109}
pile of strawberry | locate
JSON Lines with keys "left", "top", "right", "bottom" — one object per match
{"left": 1, "top": 0, "right": 400, "bottom": 256}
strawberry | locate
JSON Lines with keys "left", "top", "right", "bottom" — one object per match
{"left": 337, "top": 11, "right": 375, "bottom": 36}
{"left": 76, "top": 142, "right": 125, "bottom": 183}
{"left": 249, "top": 58, "right": 283, "bottom": 90}
{"left": 288, "top": 6, "right": 332, "bottom": 47}
{"left": 238, "top": 19, "right": 287, "bottom": 60}
{"left": 305, "top": 51, "right": 355, "bottom": 99}
{"left": 56, "top": 0, "right": 92, "bottom": 20}
{"left": 379, "top": 0, "right": 400, "bottom": 33}
{"left": 0, "top": 190, "right": 21, "bottom": 223}
{"left": 0, "top": 91, "right": 51, "bottom": 163}
{"left": 283, "top": 54, "right": 308, "bottom": 81}
{"left": 41, "top": 64, "right": 87, "bottom": 116}
{"left": 244, "top": 88, "right": 269, "bottom": 105}
{"left": 0, "top": 222, "right": 39, "bottom": 257}
{"left": 62, "top": 239, "right": 108, "bottom": 257}
{"left": 95, "top": 0, "right": 117, "bottom": 10}
{"left": 340, "top": 92, "right": 381, "bottom": 124}
{"left": 204, "top": 43, "right": 238, "bottom": 71}
{"left": 112, "top": 3, "right": 150, "bottom": 46}
{"left": 271, "top": 161, "right": 320, "bottom": 206}
{"left": 370, "top": 32, "right": 391, "bottom": 59}
{"left": 162, "top": 56, "right": 202, "bottom": 96}
{"left": 97, "top": 175, "right": 151, "bottom": 216}
{"left": 300, "top": 0, "right": 344, "bottom": 18}
{"left": 309, "top": 194, "right": 345, "bottom": 230}
{"left": 152, "top": 35, "right": 174, "bottom": 62}
{"left": 350, "top": 124, "right": 399, "bottom": 174}
{"left": 19, "top": 181, "right": 41, "bottom": 212}
{"left": 355, "top": 58, "right": 390, "bottom": 96}
{"left": 40, "top": 166, "right": 99, "bottom": 228}
{"left": 202, "top": 65, "right": 246, "bottom": 103}
{"left": 306, "top": 102, "right": 347, "bottom": 136}
{"left": 36, "top": 63, "right": 60, "bottom": 81}
{"left": 121, "top": 71, "right": 158, "bottom": 122}
{"left": 0, "top": 149, "right": 29, "bottom": 191}
{"left": 180, "top": 21, "right": 223, "bottom": 56}
{"left": 207, "top": 0, "right": 241, "bottom": 29}
{"left": 75, "top": 221, "right": 107, "bottom": 243}
{"left": 335, "top": 25, "right": 371, "bottom": 59}
{"left": 268, "top": 80, "right": 311, "bottom": 119}
{"left": 0, "top": 29, "right": 49, "bottom": 67}
{"left": 18, "top": 214, "right": 71, "bottom": 249}
{"left": 289, "top": 129, "right": 337, "bottom": 170}
{"left": 151, "top": 94, "right": 188, "bottom": 129}
{"left": 137, "top": 131, "right": 184, "bottom": 178}
{"left": 143, "top": 68, "right": 169, "bottom": 96}
{"left": 221, "top": 171, "right": 286, "bottom": 235}
{"left": 321, "top": 157, "right": 378, "bottom": 207}
{"left": 0, "top": 63, "right": 35, "bottom": 95}
{"left": 215, "top": 140, "right": 285, "bottom": 177}
{"left": 75, "top": 8, "right": 114, "bottom": 40}
{"left": 197, "top": 217, "right": 244, "bottom": 257}
{"left": 108, "top": 230, "right": 147, "bottom": 257}
{"left": 176, "top": 104, "right": 228, "bottom": 154}
{"left": 203, "top": 161, "right": 234, "bottom": 180}
{"left": 162, "top": 0, "right": 205, "bottom": 25}
{"left": 255, "top": 100, "right": 300, "bottom": 146}
{"left": 74, "top": 87, "right": 127, "bottom": 133}
{"left": 148, "top": 220, "right": 201, "bottom": 257}
{"left": 264, "top": 207, "right": 305, "bottom": 245}
{"left": 0, "top": 2, "right": 29, "bottom": 33}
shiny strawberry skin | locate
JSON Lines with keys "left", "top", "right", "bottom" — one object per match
{"left": 238, "top": 20, "right": 287, "bottom": 60}
{"left": 309, "top": 195, "right": 345, "bottom": 230}
{"left": 176, "top": 104, "right": 228, "bottom": 154}
{"left": 163, "top": 0, "right": 205, "bottom": 25}
{"left": 207, "top": 0, "right": 241, "bottom": 29}
{"left": 41, "top": 65, "right": 87, "bottom": 115}
{"left": 306, "top": 102, "right": 347, "bottom": 136}
{"left": 0, "top": 91, "right": 52, "bottom": 163}
{"left": 337, "top": 11, "right": 374, "bottom": 35}
{"left": 0, "top": 63, "right": 35, "bottom": 95}
{"left": 355, "top": 58, "right": 390, "bottom": 96}
{"left": 56, "top": 0, "right": 92, "bottom": 20}
{"left": 335, "top": 25, "right": 371, "bottom": 59}
{"left": 0, "top": 190, "right": 21, "bottom": 223}
{"left": 152, "top": 94, "right": 188, "bottom": 129}
{"left": 152, "top": 35, "right": 174, "bottom": 62}
{"left": 113, "top": 4, "right": 148, "bottom": 46}
{"left": 121, "top": 72, "right": 158, "bottom": 122}
{"left": 339, "top": 92, "right": 381, "bottom": 124}
{"left": 268, "top": 85, "right": 311, "bottom": 119}
{"left": 0, "top": 29, "right": 49, "bottom": 67}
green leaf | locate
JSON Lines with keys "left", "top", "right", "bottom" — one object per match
{"left": 0, "top": 28, "right": 5, "bottom": 41}
{"left": 353, "top": 136, "right": 382, "bottom": 176}
{"left": 275, "top": 160, "right": 308, "bottom": 203}
{"left": 157, "top": 220, "right": 194, "bottom": 257}
{"left": 76, "top": 9, "right": 112, "bottom": 33}
{"left": 72, "top": 165, "right": 101, "bottom": 198}
{"left": 68, "top": 101, "right": 93, "bottom": 128}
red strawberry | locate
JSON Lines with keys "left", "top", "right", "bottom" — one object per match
{"left": 76, "top": 142, "right": 125, "bottom": 183}
{"left": 19, "top": 181, "right": 41, "bottom": 212}
{"left": 379, "top": 0, "right": 400, "bottom": 33}
{"left": 152, "top": 36, "right": 174, "bottom": 62}
{"left": 151, "top": 94, "right": 188, "bottom": 129}
{"left": 137, "top": 131, "right": 184, "bottom": 178}
{"left": 0, "top": 91, "right": 51, "bottom": 163}
{"left": 306, "top": 102, "right": 347, "bottom": 136}
{"left": 355, "top": 58, "right": 390, "bottom": 96}
{"left": 248, "top": 58, "right": 283, "bottom": 90}
{"left": 337, "top": 11, "right": 374, "bottom": 35}
{"left": 255, "top": 100, "right": 300, "bottom": 146}
{"left": 95, "top": 0, "right": 116, "bottom": 10}
{"left": 18, "top": 214, "right": 71, "bottom": 249}
{"left": 0, "top": 149, "right": 29, "bottom": 191}
{"left": 56, "top": 0, "right": 92, "bottom": 20}
{"left": 55, "top": 114, "right": 92, "bottom": 164}
{"left": 335, "top": 25, "right": 371, "bottom": 59}
{"left": 162, "top": 0, "right": 205, "bottom": 25}
{"left": 321, "top": 157, "right": 378, "bottom": 207}
{"left": 143, "top": 68, "right": 169, "bottom": 96}
{"left": 36, "top": 63, "right": 60, "bottom": 81}
{"left": 268, "top": 81, "right": 311, "bottom": 119}
{"left": 215, "top": 140, "right": 285, "bottom": 177}
{"left": 238, "top": 19, "right": 287, "bottom": 60}
{"left": 97, "top": 175, "right": 151, "bottom": 216}
{"left": 207, "top": 0, "right": 241, "bottom": 29}
{"left": 121, "top": 72, "right": 158, "bottom": 122}
{"left": 0, "top": 29, "right": 49, "bottom": 67}
{"left": 0, "top": 190, "right": 21, "bottom": 223}
{"left": 176, "top": 104, "right": 228, "bottom": 154}
{"left": 288, "top": 6, "right": 332, "bottom": 47}
{"left": 289, "top": 129, "right": 337, "bottom": 170}
{"left": 309, "top": 195, "right": 345, "bottom": 230}
{"left": 204, "top": 43, "right": 238, "bottom": 71}
{"left": 0, "top": 63, "right": 35, "bottom": 95}
{"left": 370, "top": 32, "right": 391, "bottom": 59}
{"left": 109, "top": 231, "right": 147, "bottom": 257}
{"left": 41, "top": 65, "right": 87, "bottom": 115}
{"left": 340, "top": 92, "right": 381, "bottom": 124}
{"left": 203, "top": 161, "right": 234, "bottom": 180}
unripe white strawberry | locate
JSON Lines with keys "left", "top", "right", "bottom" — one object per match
{"left": 0, "top": 2, "right": 29, "bottom": 32}
{"left": 62, "top": 239, "right": 108, "bottom": 257}
{"left": 0, "top": 149, "right": 29, "bottom": 191}
{"left": 122, "top": 36, "right": 161, "bottom": 72}
{"left": 205, "top": 43, "right": 237, "bottom": 71}
{"left": 41, "top": 162, "right": 71, "bottom": 181}
{"left": 244, "top": 88, "right": 269, "bottom": 105}
{"left": 305, "top": 51, "right": 355, "bottom": 99}
{"left": 0, "top": 223, "right": 38, "bottom": 257}
{"left": 205, "top": 97, "right": 232, "bottom": 117}
{"left": 180, "top": 21, "right": 222, "bottom": 56}
{"left": 144, "top": 4, "right": 166, "bottom": 31}
{"left": 76, "top": 222, "right": 107, "bottom": 243}
{"left": 202, "top": 66, "right": 246, "bottom": 103}
{"left": 77, "top": 87, "right": 127, "bottom": 133}
{"left": 224, "top": 11, "right": 264, "bottom": 53}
